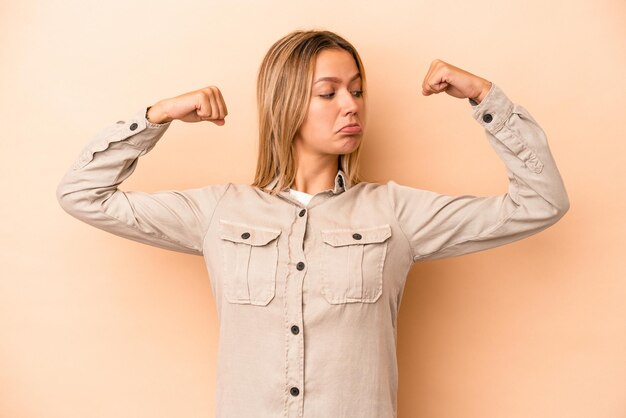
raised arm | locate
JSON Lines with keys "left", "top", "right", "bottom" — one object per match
{"left": 56, "top": 86, "right": 231, "bottom": 255}
{"left": 388, "top": 60, "right": 570, "bottom": 262}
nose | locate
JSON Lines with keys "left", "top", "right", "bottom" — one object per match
{"left": 340, "top": 90, "right": 360, "bottom": 116}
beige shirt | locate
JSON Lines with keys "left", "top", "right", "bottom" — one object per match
{"left": 56, "top": 83, "right": 570, "bottom": 418}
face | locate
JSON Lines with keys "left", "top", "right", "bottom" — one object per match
{"left": 293, "top": 48, "right": 367, "bottom": 160}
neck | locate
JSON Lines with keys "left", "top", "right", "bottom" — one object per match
{"left": 292, "top": 153, "right": 339, "bottom": 195}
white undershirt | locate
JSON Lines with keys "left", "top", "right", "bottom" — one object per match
{"left": 288, "top": 188, "right": 314, "bottom": 206}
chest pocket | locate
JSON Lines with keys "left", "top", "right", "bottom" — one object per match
{"left": 320, "top": 224, "right": 391, "bottom": 304}
{"left": 218, "top": 219, "right": 281, "bottom": 306}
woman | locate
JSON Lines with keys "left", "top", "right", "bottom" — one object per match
{"left": 57, "top": 29, "right": 569, "bottom": 418}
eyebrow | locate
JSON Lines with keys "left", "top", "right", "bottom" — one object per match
{"left": 314, "top": 73, "right": 362, "bottom": 84}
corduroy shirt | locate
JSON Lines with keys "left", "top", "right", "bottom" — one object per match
{"left": 56, "top": 83, "right": 570, "bottom": 418}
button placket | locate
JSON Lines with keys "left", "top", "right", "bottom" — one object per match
{"left": 285, "top": 202, "right": 308, "bottom": 416}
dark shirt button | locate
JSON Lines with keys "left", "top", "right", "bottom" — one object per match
{"left": 482, "top": 113, "right": 493, "bottom": 123}
{"left": 290, "top": 387, "right": 300, "bottom": 396}
{"left": 291, "top": 325, "right": 300, "bottom": 335}
{"left": 129, "top": 122, "right": 138, "bottom": 130}
{"left": 241, "top": 232, "right": 250, "bottom": 239}
{"left": 299, "top": 209, "right": 306, "bottom": 217}
{"left": 296, "top": 262, "right": 305, "bottom": 271}
{"left": 352, "top": 233, "right": 362, "bottom": 240}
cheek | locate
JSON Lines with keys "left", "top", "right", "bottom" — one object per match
{"left": 298, "top": 102, "right": 338, "bottom": 146}
{"left": 308, "top": 102, "right": 335, "bottom": 124}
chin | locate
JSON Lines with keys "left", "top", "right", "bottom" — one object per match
{"left": 338, "top": 136, "right": 361, "bottom": 154}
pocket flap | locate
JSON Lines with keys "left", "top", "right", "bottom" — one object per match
{"left": 219, "top": 219, "right": 281, "bottom": 246}
{"left": 321, "top": 224, "right": 391, "bottom": 247}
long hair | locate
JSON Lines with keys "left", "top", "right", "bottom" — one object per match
{"left": 251, "top": 29, "right": 367, "bottom": 194}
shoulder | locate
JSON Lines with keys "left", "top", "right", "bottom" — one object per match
{"left": 216, "top": 182, "right": 279, "bottom": 203}
{"left": 353, "top": 179, "right": 417, "bottom": 193}
{"left": 348, "top": 180, "right": 395, "bottom": 204}
{"left": 355, "top": 180, "right": 434, "bottom": 207}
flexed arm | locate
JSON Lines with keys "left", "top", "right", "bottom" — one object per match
{"left": 388, "top": 61, "right": 570, "bottom": 262}
{"left": 56, "top": 86, "right": 231, "bottom": 255}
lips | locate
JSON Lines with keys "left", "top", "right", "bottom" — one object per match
{"left": 339, "top": 123, "right": 361, "bottom": 133}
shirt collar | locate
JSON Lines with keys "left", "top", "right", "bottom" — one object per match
{"left": 264, "top": 169, "right": 349, "bottom": 195}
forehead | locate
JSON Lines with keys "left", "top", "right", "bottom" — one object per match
{"left": 312, "top": 49, "right": 360, "bottom": 80}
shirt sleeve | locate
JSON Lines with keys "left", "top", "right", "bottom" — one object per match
{"left": 56, "top": 107, "right": 230, "bottom": 256}
{"left": 387, "top": 83, "right": 570, "bottom": 263}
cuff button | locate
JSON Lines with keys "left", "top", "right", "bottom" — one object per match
{"left": 482, "top": 114, "right": 493, "bottom": 123}
{"left": 130, "top": 122, "right": 138, "bottom": 130}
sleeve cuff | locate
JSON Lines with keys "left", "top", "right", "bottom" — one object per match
{"left": 72, "top": 107, "right": 172, "bottom": 170}
{"left": 469, "top": 84, "right": 545, "bottom": 174}
{"left": 468, "top": 83, "right": 514, "bottom": 135}
{"left": 123, "top": 107, "right": 172, "bottom": 147}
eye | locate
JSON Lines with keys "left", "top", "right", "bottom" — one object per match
{"left": 319, "top": 92, "right": 335, "bottom": 99}
{"left": 352, "top": 90, "right": 364, "bottom": 98}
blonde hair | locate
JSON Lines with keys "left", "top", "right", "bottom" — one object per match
{"left": 251, "top": 29, "right": 367, "bottom": 194}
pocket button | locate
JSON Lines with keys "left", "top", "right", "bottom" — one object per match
{"left": 352, "top": 233, "right": 362, "bottom": 240}
{"left": 241, "top": 232, "right": 250, "bottom": 239}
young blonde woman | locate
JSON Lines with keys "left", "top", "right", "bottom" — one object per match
{"left": 57, "top": 29, "right": 570, "bottom": 418}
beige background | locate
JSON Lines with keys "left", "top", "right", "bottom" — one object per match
{"left": 1, "top": 0, "right": 625, "bottom": 417}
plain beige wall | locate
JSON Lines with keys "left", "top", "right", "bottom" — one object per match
{"left": 1, "top": 0, "right": 625, "bottom": 417}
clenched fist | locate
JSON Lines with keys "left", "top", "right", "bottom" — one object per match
{"left": 147, "top": 86, "right": 228, "bottom": 125}
{"left": 421, "top": 59, "right": 492, "bottom": 104}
